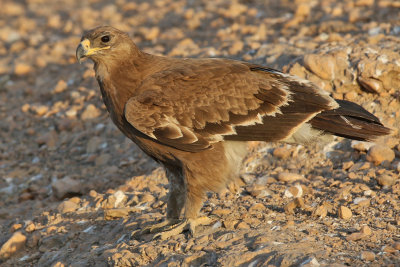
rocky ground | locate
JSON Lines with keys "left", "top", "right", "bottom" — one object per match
{"left": 1, "top": 0, "right": 400, "bottom": 266}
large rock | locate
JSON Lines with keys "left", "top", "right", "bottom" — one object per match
{"left": 366, "top": 145, "right": 395, "bottom": 165}
{"left": 0, "top": 231, "right": 26, "bottom": 259}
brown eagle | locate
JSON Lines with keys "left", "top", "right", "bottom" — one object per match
{"left": 76, "top": 26, "right": 390, "bottom": 239}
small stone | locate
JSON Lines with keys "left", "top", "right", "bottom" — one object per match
{"left": 360, "top": 225, "right": 372, "bottom": 236}
{"left": 361, "top": 251, "right": 375, "bottom": 261}
{"left": 366, "top": 145, "right": 395, "bottom": 165}
{"left": 342, "top": 161, "right": 354, "bottom": 170}
{"left": 25, "top": 222, "right": 36, "bottom": 233}
{"left": 312, "top": 204, "right": 328, "bottom": 218}
{"left": 52, "top": 80, "right": 68, "bottom": 93}
{"left": 57, "top": 200, "right": 79, "bottom": 214}
{"left": 338, "top": 206, "right": 352, "bottom": 220}
{"left": 273, "top": 147, "right": 291, "bottom": 159}
{"left": 0, "top": 231, "right": 27, "bottom": 259}
{"left": 246, "top": 184, "right": 273, "bottom": 198}
{"left": 229, "top": 41, "right": 244, "bottom": 55}
{"left": 351, "top": 141, "right": 373, "bottom": 152}
{"left": 32, "top": 105, "right": 49, "bottom": 116}
{"left": 358, "top": 77, "right": 383, "bottom": 94}
{"left": 346, "top": 232, "right": 365, "bottom": 241}
{"left": 81, "top": 104, "right": 101, "bottom": 120}
{"left": 10, "top": 224, "right": 22, "bottom": 232}
{"left": 278, "top": 172, "right": 303, "bottom": 183}
{"left": 104, "top": 208, "right": 134, "bottom": 220}
{"left": 383, "top": 246, "right": 397, "bottom": 253}
{"left": 14, "top": 63, "right": 32, "bottom": 75}
{"left": 304, "top": 54, "right": 335, "bottom": 80}
{"left": 377, "top": 175, "right": 397, "bottom": 187}
{"left": 284, "top": 184, "right": 303, "bottom": 198}
{"left": 52, "top": 176, "right": 82, "bottom": 199}
{"left": 249, "top": 203, "right": 266, "bottom": 212}
{"left": 235, "top": 221, "right": 250, "bottom": 229}
{"left": 295, "top": 4, "right": 311, "bottom": 17}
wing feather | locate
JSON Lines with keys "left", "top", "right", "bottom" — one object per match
{"left": 124, "top": 59, "right": 337, "bottom": 152}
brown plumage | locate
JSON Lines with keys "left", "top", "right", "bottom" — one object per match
{"left": 76, "top": 26, "right": 391, "bottom": 239}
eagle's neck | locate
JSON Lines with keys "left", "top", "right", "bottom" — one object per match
{"left": 93, "top": 52, "right": 155, "bottom": 131}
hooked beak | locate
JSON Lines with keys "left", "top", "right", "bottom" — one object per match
{"left": 76, "top": 39, "right": 91, "bottom": 64}
{"left": 76, "top": 39, "right": 110, "bottom": 64}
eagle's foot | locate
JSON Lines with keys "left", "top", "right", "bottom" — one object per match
{"left": 153, "top": 216, "right": 213, "bottom": 240}
{"left": 140, "top": 218, "right": 180, "bottom": 234}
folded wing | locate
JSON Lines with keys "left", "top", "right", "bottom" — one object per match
{"left": 124, "top": 59, "right": 338, "bottom": 152}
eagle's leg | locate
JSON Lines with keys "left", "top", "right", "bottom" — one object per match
{"left": 140, "top": 166, "right": 185, "bottom": 234}
{"left": 153, "top": 188, "right": 213, "bottom": 240}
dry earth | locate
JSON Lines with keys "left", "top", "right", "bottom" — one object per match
{"left": 1, "top": 0, "right": 400, "bottom": 266}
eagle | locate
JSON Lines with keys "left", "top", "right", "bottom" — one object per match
{"left": 76, "top": 26, "right": 391, "bottom": 239}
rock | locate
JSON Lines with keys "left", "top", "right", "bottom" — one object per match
{"left": 299, "top": 256, "right": 320, "bottom": 267}
{"left": 366, "top": 145, "right": 395, "bottom": 165}
{"left": 10, "top": 223, "right": 22, "bottom": 232}
{"left": 351, "top": 141, "right": 373, "bottom": 152}
{"left": 25, "top": 222, "right": 36, "bottom": 233}
{"left": 229, "top": 41, "right": 244, "bottom": 55}
{"left": 0, "top": 231, "right": 27, "bottom": 259}
{"left": 52, "top": 79, "right": 68, "bottom": 93}
{"left": 57, "top": 200, "right": 79, "bottom": 214}
{"left": 52, "top": 176, "right": 82, "bottom": 199}
{"left": 358, "top": 77, "right": 383, "bottom": 94}
{"left": 377, "top": 174, "right": 397, "bottom": 187}
{"left": 246, "top": 184, "right": 273, "bottom": 198}
{"left": 312, "top": 204, "right": 328, "bottom": 218}
{"left": 284, "top": 197, "right": 304, "bottom": 214}
{"left": 14, "top": 63, "right": 32, "bottom": 75}
{"left": 303, "top": 54, "right": 335, "bottom": 80}
{"left": 360, "top": 225, "right": 372, "bottom": 236}
{"left": 104, "top": 207, "right": 137, "bottom": 220}
{"left": 273, "top": 147, "right": 291, "bottom": 159}
{"left": 284, "top": 184, "right": 303, "bottom": 198}
{"left": 278, "top": 172, "right": 303, "bottom": 183}
{"left": 361, "top": 251, "right": 375, "bottom": 261}
{"left": 81, "top": 104, "right": 101, "bottom": 120}
{"left": 338, "top": 206, "right": 352, "bottom": 220}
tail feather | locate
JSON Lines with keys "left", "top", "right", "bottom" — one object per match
{"left": 310, "top": 99, "right": 391, "bottom": 141}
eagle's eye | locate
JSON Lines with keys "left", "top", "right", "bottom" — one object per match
{"left": 101, "top": 35, "right": 110, "bottom": 43}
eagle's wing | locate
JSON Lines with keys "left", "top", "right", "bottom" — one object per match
{"left": 124, "top": 59, "right": 338, "bottom": 152}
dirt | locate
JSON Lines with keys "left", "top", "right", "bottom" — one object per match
{"left": 0, "top": 0, "right": 399, "bottom": 266}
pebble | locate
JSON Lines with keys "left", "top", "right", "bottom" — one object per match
{"left": 303, "top": 54, "right": 335, "bottom": 80}
{"left": 57, "top": 200, "right": 79, "bottom": 214}
{"left": 81, "top": 104, "right": 101, "bottom": 120}
{"left": 52, "top": 80, "right": 68, "bottom": 93}
{"left": 366, "top": 145, "right": 395, "bottom": 165}
{"left": 14, "top": 63, "right": 32, "bottom": 75}
{"left": 351, "top": 141, "right": 373, "bottom": 152}
{"left": 278, "top": 172, "right": 303, "bottom": 183}
{"left": 0, "top": 231, "right": 27, "bottom": 259}
{"left": 51, "top": 176, "right": 82, "bottom": 199}
{"left": 312, "top": 204, "right": 328, "bottom": 218}
{"left": 377, "top": 174, "right": 397, "bottom": 187}
{"left": 273, "top": 147, "right": 291, "bottom": 159}
{"left": 358, "top": 77, "right": 383, "bottom": 94}
{"left": 338, "top": 206, "right": 352, "bottom": 220}
{"left": 361, "top": 251, "right": 375, "bottom": 261}
{"left": 284, "top": 184, "right": 303, "bottom": 198}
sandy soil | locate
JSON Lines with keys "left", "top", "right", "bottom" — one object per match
{"left": 0, "top": 0, "right": 399, "bottom": 266}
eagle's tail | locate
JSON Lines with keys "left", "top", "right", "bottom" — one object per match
{"left": 309, "top": 99, "right": 392, "bottom": 141}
